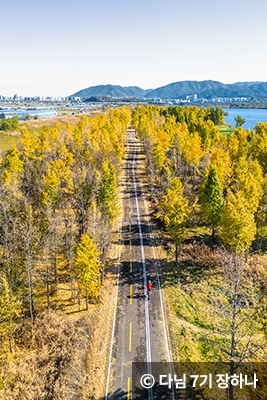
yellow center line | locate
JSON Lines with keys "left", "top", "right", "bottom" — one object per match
{"left": 130, "top": 259, "right": 132, "bottom": 273}
{"left": 129, "top": 223, "right": 131, "bottom": 232}
{"left": 130, "top": 284, "right": 132, "bottom": 304}
{"left": 130, "top": 238, "right": 131, "bottom": 250}
{"left": 127, "top": 377, "right": 130, "bottom": 400}
{"left": 129, "top": 323, "right": 132, "bottom": 352}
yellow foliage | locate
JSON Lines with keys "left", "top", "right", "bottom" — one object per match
{"left": 209, "top": 147, "right": 232, "bottom": 188}
{"left": 184, "top": 131, "right": 204, "bottom": 169}
{"left": 1, "top": 169, "right": 12, "bottom": 186}
{"left": 234, "top": 157, "right": 263, "bottom": 213}
{"left": 20, "top": 128, "right": 41, "bottom": 159}
{"left": 155, "top": 126, "right": 170, "bottom": 152}
{"left": 74, "top": 235, "right": 102, "bottom": 299}
{"left": 156, "top": 177, "right": 190, "bottom": 246}
{"left": 219, "top": 190, "right": 257, "bottom": 252}
{"left": 251, "top": 122, "right": 267, "bottom": 175}
{"left": 228, "top": 127, "right": 251, "bottom": 162}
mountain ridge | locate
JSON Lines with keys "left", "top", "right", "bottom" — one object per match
{"left": 71, "top": 84, "right": 151, "bottom": 99}
{"left": 71, "top": 80, "right": 267, "bottom": 100}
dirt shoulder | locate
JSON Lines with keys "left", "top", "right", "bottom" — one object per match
{"left": 21, "top": 110, "right": 107, "bottom": 130}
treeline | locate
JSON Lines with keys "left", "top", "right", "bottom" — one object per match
{"left": 132, "top": 105, "right": 266, "bottom": 254}
{"left": 0, "top": 106, "right": 131, "bottom": 351}
{"left": 132, "top": 104, "right": 267, "bottom": 359}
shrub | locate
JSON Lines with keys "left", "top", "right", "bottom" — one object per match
{"left": 0, "top": 116, "right": 20, "bottom": 131}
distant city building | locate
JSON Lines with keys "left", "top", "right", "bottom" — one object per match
{"left": 67, "top": 96, "right": 81, "bottom": 101}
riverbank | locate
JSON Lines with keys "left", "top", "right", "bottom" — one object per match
{"left": 222, "top": 108, "right": 267, "bottom": 130}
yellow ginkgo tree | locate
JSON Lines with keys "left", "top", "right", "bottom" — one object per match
{"left": 73, "top": 234, "right": 102, "bottom": 308}
{"left": 219, "top": 190, "right": 257, "bottom": 253}
{"left": 155, "top": 177, "right": 190, "bottom": 268}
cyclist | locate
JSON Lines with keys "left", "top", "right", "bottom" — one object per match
{"left": 146, "top": 280, "right": 152, "bottom": 299}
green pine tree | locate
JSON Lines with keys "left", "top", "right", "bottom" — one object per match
{"left": 201, "top": 166, "right": 224, "bottom": 240}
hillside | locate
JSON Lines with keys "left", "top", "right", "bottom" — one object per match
{"left": 144, "top": 80, "right": 227, "bottom": 98}
{"left": 71, "top": 80, "right": 267, "bottom": 100}
{"left": 71, "top": 84, "right": 151, "bottom": 99}
{"left": 144, "top": 80, "right": 267, "bottom": 99}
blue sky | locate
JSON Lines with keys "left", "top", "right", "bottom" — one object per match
{"left": 1, "top": 0, "right": 267, "bottom": 97}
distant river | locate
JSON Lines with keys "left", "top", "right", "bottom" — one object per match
{"left": 222, "top": 108, "right": 267, "bottom": 130}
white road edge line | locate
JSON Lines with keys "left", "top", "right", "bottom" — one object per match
{"left": 104, "top": 200, "right": 123, "bottom": 400}
{"left": 137, "top": 138, "right": 175, "bottom": 399}
{"left": 143, "top": 188, "right": 172, "bottom": 363}
{"left": 132, "top": 138, "right": 153, "bottom": 400}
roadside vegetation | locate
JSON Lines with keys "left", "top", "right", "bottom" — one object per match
{"left": 132, "top": 105, "right": 267, "bottom": 366}
{"left": 0, "top": 106, "right": 131, "bottom": 399}
{"left": 0, "top": 117, "right": 22, "bottom": 152}
{"left": 21, "top": 110, "right": 107, "bottom": 131}
{"left": 0, "top": 111, "right": 108, "bottom": 154}
{"left": 0, "top": 116, "right": 20, "bottom": 132}
{"left": 0, "top": 133, "right": 20, "bottom": 153}
{"left": 1, "top": 103, "right": 267, "bottom": 398}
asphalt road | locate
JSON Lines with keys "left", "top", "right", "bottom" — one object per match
{"left": 105, "top": 130, "right": 173, "bottom": 400}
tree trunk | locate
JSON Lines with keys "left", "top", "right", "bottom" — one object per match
{"left": 101, "top": 247, "right": 106, "bottom": 285}
{"left": 229, "top": 359, "right": 234, "bottom": 400}
{"left": 72, "top": 276, "right": 76, "bottom": 304}
{"left": 78, "top": 289, "right": 81, "bottom": 311}
{"left": 26, "top": 241, "right": 34, "bottom": 326}
{"left": 46, "top": 263, "right": 50, "bottom": 310}
{"left": 212, "top": 225, "right": 215, "bottom": 242}
{"left": 9, "top": 337, "right": 13, "bottom": 353}
{"left": 86, "top": 291, "right": 88, "bottom": 310}
{"left": 54, "top": 253, "right": 58, "bottom": 289}
{"left": 45, "top": 240, "right": 50, "bottom": 310}
{"left": 229, "top": 256, "right": 238, "bottom": 400}
{"left": 175, "top": 243, "right": 178, "bottom": 270}
{"left": 28, "top": 262, "right": 34, "bottom": 326}
{"left": 101, "top": 265, "right": 104, "bottom": 285}
{"left": 255, "top": 229, "right": 262, "bottom": 252}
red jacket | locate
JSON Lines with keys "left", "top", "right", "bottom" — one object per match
{"left": 146, "top": 283, "right": 152, "bottom": 291}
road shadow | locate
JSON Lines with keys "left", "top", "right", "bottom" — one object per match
{"left": 98, "top": 388, "right": 128, "bottom": 400}
{"left": 127, "top": 291, "right": 146, "bottom": 301}
{"left": 103, "top": 384, "right": 174, "bottom": 400}
{"left": 119, "top": 258, "right": 160, "bottom": 290}
{"left": 120, "top": 223, "right": 160, "bottom": 248}
{"left": 162, "top": 255, "right": 216, "bottom": 288}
